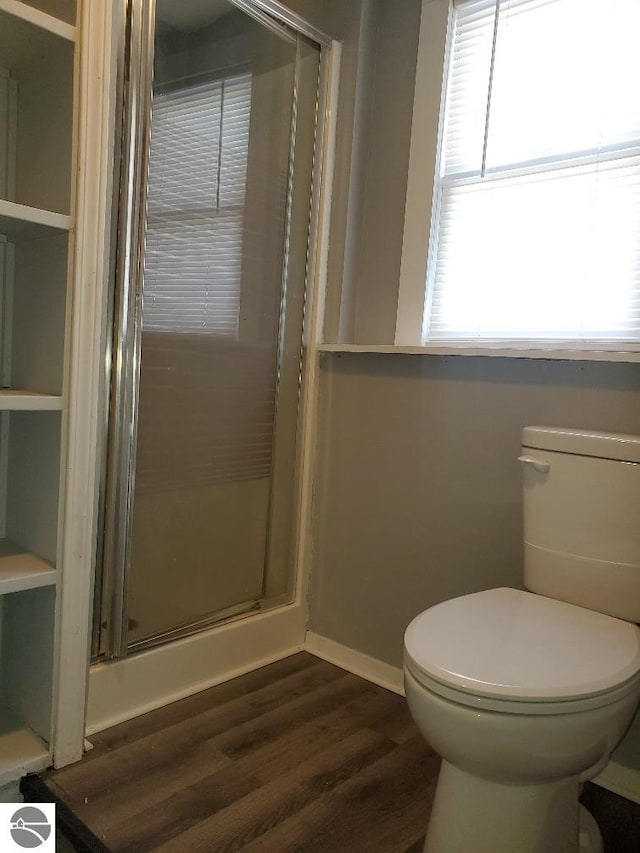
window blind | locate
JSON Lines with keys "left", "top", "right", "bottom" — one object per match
{"left": 143, "top": 73, "right": 252, "bottom": 335}
{"left": 426, "top": 0, "right": 640, "bottom": 343}
{"left": 136, "top": 72, "right": 278, "bottom": 489}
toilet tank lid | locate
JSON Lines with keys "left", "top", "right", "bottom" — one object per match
{"left": 522, "top": 426, "right": 640, "bottom": 463}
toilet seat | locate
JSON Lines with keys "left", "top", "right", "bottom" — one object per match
{"left": 404, "top": 587, "right": 640, "bottom": 710}
{"left": 404, "top": 654, "right": 640, "bottom": 715}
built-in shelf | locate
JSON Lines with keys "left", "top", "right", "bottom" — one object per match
{"left": 0, "top": 199, "right": 70, "bottom": 240}
{"left": 0, "top": 0, "right": 75, "bottom": 61}
{"left": 0, "top": 390, "right": 63, "bottom": 410}
{"left": 0, "top": 0, "right": 75, "bottom": 786}
{"left": 0, "top": 706, "right": 50, "bottom": 786}
{"left": 318, "top": 343, "right": 640, "bottom": 364}
{"left": 0, "top": 540, "right": 55, "bottom": 594}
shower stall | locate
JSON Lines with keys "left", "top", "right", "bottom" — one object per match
{"left": 93, "top": 0, "right": 333, "bottom": 661}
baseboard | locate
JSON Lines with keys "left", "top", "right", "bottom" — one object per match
{"left": 86, "top": 603, "right": 306, "bottom": 735}
{"left": 594, "top": 760, "right": 640, "bottom": 806}
{"left": 305, "top": 632, "right": 404, "bottom": 696}
{"left": 593, "top": 705, "right": 640, "bottom": 805}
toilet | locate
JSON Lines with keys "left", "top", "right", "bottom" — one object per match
{"left": 404, "top": 427, "right": 640, "bottom": 853}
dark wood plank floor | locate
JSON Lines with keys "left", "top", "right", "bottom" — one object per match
{"left": 33, "top": 653, "right": 438, "bottom": 852}
{"left": 23, "top": 651, "right": 640, "bottom": 853}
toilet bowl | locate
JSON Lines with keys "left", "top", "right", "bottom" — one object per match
{"left": 403, "top": 427, "right": 640, "bottom": 853}
{"left": 404, "top": 588, "right": 640, "bottom": 853}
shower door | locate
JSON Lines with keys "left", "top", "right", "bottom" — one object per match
{"left": 95, "top": 0, "right": 324, "bottom": 656}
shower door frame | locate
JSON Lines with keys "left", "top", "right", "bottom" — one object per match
{"left": 95, "top": 0, "right": 339, "bottom": 661}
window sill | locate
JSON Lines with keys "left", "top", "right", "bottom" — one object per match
{"left": 317, "top": 342, "right": 640, "bottom": 363}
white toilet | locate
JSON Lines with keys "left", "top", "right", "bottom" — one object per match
{"left": 404, "top": 426, "right": 640, "bottom": 853}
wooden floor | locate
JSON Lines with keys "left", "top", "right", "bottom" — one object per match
{"left": 32, "top": 653, "right": 438, "bottom": 852}
{"left": 24, "top": 651, "right": 640, "bottom": 853}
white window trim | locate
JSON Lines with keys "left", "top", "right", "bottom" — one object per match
{"left": 395, "top": 0, "right": 640, "bottom": 362}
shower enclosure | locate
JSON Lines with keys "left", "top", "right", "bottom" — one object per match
{"left": 94, "top": 0, "right": 329, "bottom": 658}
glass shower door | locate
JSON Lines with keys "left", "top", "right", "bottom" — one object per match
{"left": 97, "top": 0, "right": 322, "bottom": 655}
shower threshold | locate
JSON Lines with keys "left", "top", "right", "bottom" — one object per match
{"left": 126, "top": 598, "right": 261, "bottom": 655}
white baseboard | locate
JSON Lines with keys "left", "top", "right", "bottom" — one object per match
{"left": 305, "top": 632, "right": 404, "bottom": 696}
{"left": 86, "top": 603, "right": 306, "bottom": 735}
{"left": 594, "top": 760, "right": 640, "bottom": 805}
{"left": 593, "top": 705, "right": 640, "bottom": 804}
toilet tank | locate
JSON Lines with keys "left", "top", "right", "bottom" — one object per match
{"left": 521, "top": 426, "right": 640, "bottom": 623}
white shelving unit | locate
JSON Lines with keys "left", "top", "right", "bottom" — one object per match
{"left": 0, "top": 0, "right": 76, "bottom": 783}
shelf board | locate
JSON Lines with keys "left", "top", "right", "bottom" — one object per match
{"left": 0, "top": 0, "right": 75, "bottom": 55}
{"left": 0, "top": 540, "right": 56, "bottom": 594}
{"left": 317, "top": 343, "right": 640, "bottom": 364}
{"left": 0, "top": 198, "right": 70, "bottom": 240}
{"left": 0, "top": 390, "right": 63, "bottom": 410}
{"left": 0, "top": 706, "right": 50, "bottom": 786}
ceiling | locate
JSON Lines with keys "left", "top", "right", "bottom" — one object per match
{"left": 157, "top": 0, "right": 233, "bottom": 33}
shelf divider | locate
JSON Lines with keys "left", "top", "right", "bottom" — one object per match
{"left": 0, "top": 0, "right": 76, "bottom": 42}
{"left": 0, "top": 540, "right": 56, "bottom": 594}
{"left": 0, "top": 390, "right": 63, "bottom": 411}
{"left": 0, "top": 199, "right": 71, "bottom": 240}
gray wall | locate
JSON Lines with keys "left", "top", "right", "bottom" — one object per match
{"left": 280, "top": 0, "right": 419, "bottom": 342}
{"left": 305, "top": 0, "right": 640, "bottom": 667}
{"left": 309, "top": 355, "right": 640, "bottom": 667}
{"left": 283, "top": 0, "right": 372, "bottom": 341}
{"left": 351, "top": 0, "right": 421, "bottom": 343}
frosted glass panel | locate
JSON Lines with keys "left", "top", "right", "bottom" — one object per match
{"left": 125, "top": 0, "right": 319, "bottom": 647}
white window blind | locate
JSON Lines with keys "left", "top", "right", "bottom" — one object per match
{"left": 143, "top": 73, "right": 252, "bottom": 334}
{"left": 426, "top": 0, "right": 640, "bottom": 344}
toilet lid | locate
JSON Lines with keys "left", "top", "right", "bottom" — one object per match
{"left": 404, "top": 588, "right": 640, "bottom": 701}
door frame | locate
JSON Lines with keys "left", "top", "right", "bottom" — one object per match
{"left": 91, "top": 0, "right": 339, "bottom": 675}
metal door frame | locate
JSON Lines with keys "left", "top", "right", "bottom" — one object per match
{"left": 94, "top": 0, "right": 335, "bottom": 660}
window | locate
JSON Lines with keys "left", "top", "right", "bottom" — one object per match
{"left": 143, "top": 73, "right": 252, "bottom": 335}
{"left": 418, "top": 0, "right": 640, "bottom": 349}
